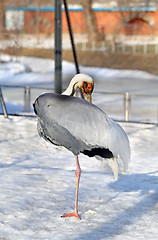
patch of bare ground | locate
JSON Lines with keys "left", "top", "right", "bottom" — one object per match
{"left": 1, "top": 47, "right": 158, "bottom": 75}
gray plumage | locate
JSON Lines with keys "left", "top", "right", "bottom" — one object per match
{"left": 33, "top": 92, "right": 130, "bottom": 177}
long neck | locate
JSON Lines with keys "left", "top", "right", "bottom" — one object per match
{"left": 62, "top": 81, "right": 77, "bottom": 96}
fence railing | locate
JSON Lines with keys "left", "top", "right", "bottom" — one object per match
{"left": 0, "top": 85, "right": 158, "bottom": 125}
{"left": 1, "top": 33, "right": 158, "bottom": 55}
{"left": 76, "top": 41, "right": 158, "bottom": 55}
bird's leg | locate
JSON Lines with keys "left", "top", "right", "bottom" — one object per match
{"left": 74, "top": 155, "right": 81, "bottom": 217}
{"left": 61, "top": 155, "right": 81, "bottom": 220}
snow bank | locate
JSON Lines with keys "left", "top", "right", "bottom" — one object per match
{"left": 0, "top": 54, "right": 158, "bottom": 88}
{"left": 0, "top": 116, "right": 158, "bottom": 239}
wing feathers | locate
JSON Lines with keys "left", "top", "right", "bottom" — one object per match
{"left": 35, "top": 93, "right": 130, "bottom": 171}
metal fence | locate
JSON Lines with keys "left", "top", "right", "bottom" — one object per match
{"left": 76, "top": 41, "right": 158, "bottom": 54}
{"left": 0, "top": 85, "right": 158, "bottom": 125}
{"left": 2, "top": 33, "right": 158, "bottom": 54}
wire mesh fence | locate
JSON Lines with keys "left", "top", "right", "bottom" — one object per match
{"left": 0, "top": 3, "right": 158, "bottom": 124}
{"left": 2, "top": 4, "right": 158, "bottom": 52}
{"left": 0, "top": 86, "right": 158, "bottom": 125}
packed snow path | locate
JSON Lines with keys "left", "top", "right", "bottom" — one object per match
{"left": 0, "top": 116, "right": 158, "bottom": 240}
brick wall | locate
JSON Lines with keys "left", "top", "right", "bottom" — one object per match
{"left": 24, "top": 9, "right": 158, "bottom": 36}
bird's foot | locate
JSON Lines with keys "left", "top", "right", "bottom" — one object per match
{"left": 61, "top": 212, "right": 81, "bottom": 220}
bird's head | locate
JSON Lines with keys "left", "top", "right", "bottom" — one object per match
{"left": 62, "top": 73, "right": 94, "bottom": 102}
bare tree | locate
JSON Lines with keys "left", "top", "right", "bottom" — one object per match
{"left": 0, "top": 0, "right": 6, "bottom": 39}
{"left": 81, "top": 0, "right": 103, "bottom": 43}
{"left": 36, "top": 0, "right": 41, "bottom": 37}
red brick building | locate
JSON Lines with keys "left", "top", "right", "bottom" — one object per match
{"left": 6, "top": 6, "right": 158, "bottom": 37}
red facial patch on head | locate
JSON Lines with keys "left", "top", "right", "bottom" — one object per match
{"left": 83, "top": 82, "right": 94, "bottom": 94}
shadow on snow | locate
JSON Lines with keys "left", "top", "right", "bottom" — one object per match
{"left": 74, "top": 172, "right": 158, "bottom": 239}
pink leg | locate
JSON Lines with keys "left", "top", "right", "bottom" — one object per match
{"left": 61, "top": 155, "right": 81, "bottom": 220}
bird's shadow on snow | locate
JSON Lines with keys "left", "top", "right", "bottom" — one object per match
{"left": 111, "top": 171, "right": 158, "bottom": 192}
{"left": 74, "top": 172, "right": 158, "bottom": 240}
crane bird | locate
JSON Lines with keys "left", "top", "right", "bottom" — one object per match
{"left": 33, "top": 73, "right": 130, "bottom": 220}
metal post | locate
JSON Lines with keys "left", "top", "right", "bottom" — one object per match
{"left": 111, "top": 42, "right": 115, "bottom": 53}
{"left": 55, "top": 0, "right": 62, "bottom": 94}
{"left": 82, "top": 42, "right": 86, "bottom": 51}
{"left": 24, "top": 86, "right": 31, "bottom": 112}
{"left": 122, "top": 43, "right": 125, "bottom": 53}
{"left": 124, "top": 92, "right": 131, "bottom": 121}
{"left": 101, "top": 41, "right": 106, "bottom": 51}
{"left": 157, "top": 104, "right": 158, "bottom": 126}
{"left": 143, "top": 43, "right": 147, "bottom": 54}
{"left": 0, "top": 87, "right": 8, "bottom": 118}
{"left": 92, "top": 41, "right": 96, "bottom": 51}
{"left": 155, "top": 44, "right": 158, "bottom": 55}
{"left": 133, "top": 45, "right": 136, "bottom": 54}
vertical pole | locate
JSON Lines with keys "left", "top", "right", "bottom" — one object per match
{"left": 0, "top": 87, "right": 8, "bottom": 118}
{"left": 155, "top": 44, "right": 158, "bottom": 55}
{"left": 157, "top": 104, "right": 158, "bottom": 126}
{"left": 82, "top": 42, "right": 86, "bottom": 51}
{"left": 24, "top": 86, "right": 31, "bottom": 112}
{"left": 133, "top": 45, "right": 136, "bottom": 54}
{"left": 124, "top": 92, "right": 131, "bottom": 122}
{"left": 92, "top": 41, "right": 96, "bottom": 51}
{"left": 55, "top": 0, "right": 62, "bottom": 94}
{"left": 143, "top": 43, "right": 147, "bottom": 54}
{"left": 122, "top": 43, "right": 125, "bottom": 53}
{"left": 111, "top": 42, "right": 115, "bottom": 53}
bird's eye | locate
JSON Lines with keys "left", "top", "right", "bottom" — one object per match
{"left": 83, "top": 82, "right": 88, "bottom": 88}
{"left": 47, "top": 104, "right": 50, "bottom": 107}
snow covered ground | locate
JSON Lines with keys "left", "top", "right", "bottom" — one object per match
{"left": 1, "top": 54, "right": 158, "bottom": 94}
{"left": 0, "top": 54, "right": 158, "bottom": 239}
{"left": 0, "top": 116, "right": 158, "bottom": 240}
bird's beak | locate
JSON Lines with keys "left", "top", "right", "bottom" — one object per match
{"left": 86, "top": 93, "right": 92, "bottom": 103}
{"left": 80, "top": 82, "right": 93, "bottom": 103}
